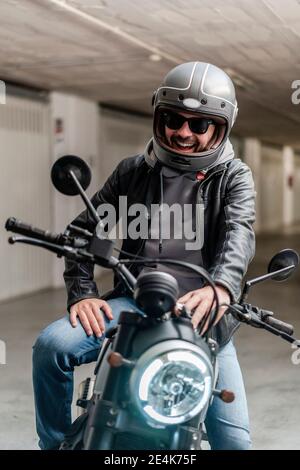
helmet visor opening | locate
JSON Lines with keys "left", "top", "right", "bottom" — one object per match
{"left": 154, "top": 106, "right": 228, "bottom": 156}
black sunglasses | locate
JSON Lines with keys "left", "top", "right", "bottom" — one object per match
{"left": 162, "top": 110, "right": 214, "bottom": 134}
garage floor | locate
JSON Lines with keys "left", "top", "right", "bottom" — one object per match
{"left": 0, "top": 230, "right": 300, "bottom": 450}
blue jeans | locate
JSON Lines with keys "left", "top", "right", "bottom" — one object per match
{"left": 32, "top": 297, "right": 251, "bottom": 450}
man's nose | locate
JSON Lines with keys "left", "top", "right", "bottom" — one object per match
{"left": 177, "top": 120, "right": 193, "bottom": 138}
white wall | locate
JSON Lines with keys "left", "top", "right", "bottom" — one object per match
{"left": 98, "top": 107, "right": 152, "bottom": 185}
{"left": 282, "top": 146, "right": 294, "bottom": 227}
{"left": 243, "top": 141, "right": 300, "bottom": 233}
{"left": 294, "top": 155, "right": 300, "bottom": 223}
{"left": 51, "top": 92, "right": 101, "bottom": 287}
{"left": 0, "top": 90, "right": 153, "bottom": 300}
{"left": 0, "top": 94, "right": 52, "bottom": 301}
{"left": 51, "top": 95, "right": 152, "bottom": 288}
{"left": 244, "top": 138, "right": 262, "bottom": 233}
{"left": 260, "top": 144, "right": 284, "bottom": 231}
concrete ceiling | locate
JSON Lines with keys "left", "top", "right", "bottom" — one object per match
{"left": 1, "top": 0, "right": 300, "bottom": 147}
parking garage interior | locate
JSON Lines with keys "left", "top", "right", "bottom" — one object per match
{"left": 0, "top": 0, "right": 300, "bottom": 450}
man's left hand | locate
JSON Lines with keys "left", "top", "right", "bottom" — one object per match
{"left": 177, "top": 284, "right": 231, "bottom": 332}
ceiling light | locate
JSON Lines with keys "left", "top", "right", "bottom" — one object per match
{"left": 149, "top": 54, "right": 162, "bottom": 62}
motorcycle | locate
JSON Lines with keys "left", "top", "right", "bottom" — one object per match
{"left": 5, "top": 155, "right": 300, "bottom": 450}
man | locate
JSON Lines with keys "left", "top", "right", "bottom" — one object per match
{"left": 33, "top": 62, "right": 255, "bottom": 450}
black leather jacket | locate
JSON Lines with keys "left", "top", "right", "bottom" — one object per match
{"left": 64, "top": 152, "right": 256, "bottom": 348}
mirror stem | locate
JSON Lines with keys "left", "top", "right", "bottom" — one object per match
{"left": 69, "top": 170, "right": 101, "bottom": 225}
{"left": 240, "top": 265, "right": 295, "bottom": 303}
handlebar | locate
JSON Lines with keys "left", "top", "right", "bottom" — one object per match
{"left": 6, "top": 217, "right": 299, "bottom": 345}
{"left": 259, "top": 308, "right": 294, "bottom": 336}
{"left": 6, "top": 217, "right": 65, "bottom": 245}
{"left": 6, "top": 217, "right": 90, "bottom": 249}
{"left": 227, "top": 303, "right": 298, "bottom": 345}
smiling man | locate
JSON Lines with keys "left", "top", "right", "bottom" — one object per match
{"left": 32, "top": 62, "right": 256, "bottom": 450}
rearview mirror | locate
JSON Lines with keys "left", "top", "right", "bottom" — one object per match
{"left": 240, "top": 248, "right": 299, "bottom": 302}
{"left": 268, "top": 249, "right": 299, "bottom": 281}
{"left": 51, "top": 155, "right": 91, "bottom": 196}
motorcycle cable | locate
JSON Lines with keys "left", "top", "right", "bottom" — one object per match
{"left": 116, "top": 257, "right": 220, "bottom": 337}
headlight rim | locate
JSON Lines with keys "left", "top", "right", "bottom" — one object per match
{"left": 129, "top": 339, "right": 213, "bottom": 425}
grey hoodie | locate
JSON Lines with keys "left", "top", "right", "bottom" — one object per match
{"left": 141, "top": 138, "right": 235, "bottom": 297}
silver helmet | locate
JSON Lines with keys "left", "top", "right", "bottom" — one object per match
{"left": 152, "top": 62, "right": 238, "bottom": 172}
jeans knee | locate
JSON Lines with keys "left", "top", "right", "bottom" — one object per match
{"left": 236, "top": 436, "right": 252, "bottom": 450}
{"left": 209, "top": 427, "right": 252, "bottom": 450}
{"left": 226, "top": 429, "right": 252, "bottom": 450}
{"left": 32, "top": 330, "right": 58, "bottom": 369}
{"left": 32, "top": 318, "right": 74, "bottom": 370}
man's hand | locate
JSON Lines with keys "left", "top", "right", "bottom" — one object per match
{"left": 177, "top": 285, "right": 230, "bottom": 332}
{"left": 69, "top": 298, "right": 113, "bottom": 338}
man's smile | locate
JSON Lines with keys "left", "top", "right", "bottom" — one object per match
{"left": 171, "top": 138, "right": 198, "bottom": 152}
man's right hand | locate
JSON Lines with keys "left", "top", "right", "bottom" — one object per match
{"left": 69, "top": 298, "right": 113, "bottom": 338}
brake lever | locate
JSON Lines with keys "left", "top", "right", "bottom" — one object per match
{"left": 228, "top": 303, "right": 300, "bottom": 346}
{"left": 9, "top": 235, "right": 95, "bottom": 263}
{"left": 175, "top": 302, "right": 192, "bottom": 319}
{"left": 175, "top": 303, "right": 219, "bottom": 338}
{"left": 226, "top": 303, "right": 263, "bottom": 328}
{"left": 67, "top": 224, "right": 93, "bottom": 239}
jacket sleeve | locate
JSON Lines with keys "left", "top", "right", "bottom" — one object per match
{"left": 64, "top": 164, "right": 121, "bottom": 311}
{"left": 208, "top": 162, "right": 256, "bottom": 302}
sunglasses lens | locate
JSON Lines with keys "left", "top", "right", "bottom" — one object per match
{"left": 190, "top": 119, "right": 210, "bottom": 134}
{"left": 163, "top": 112, "right": 184, "bottom": 130}
{"left": 162, "top": 111, "right": 213, "bottom": 134}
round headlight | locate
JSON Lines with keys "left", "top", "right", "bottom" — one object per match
{"left": 130, "top": 341, "right": 213, "bottom": 425}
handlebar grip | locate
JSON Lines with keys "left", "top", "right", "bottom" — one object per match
{"left": 5, "top": 217, "right": 63, "bottom": 245}
{"left": 262, "top": 311, "right": 294, "bottom": 336}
